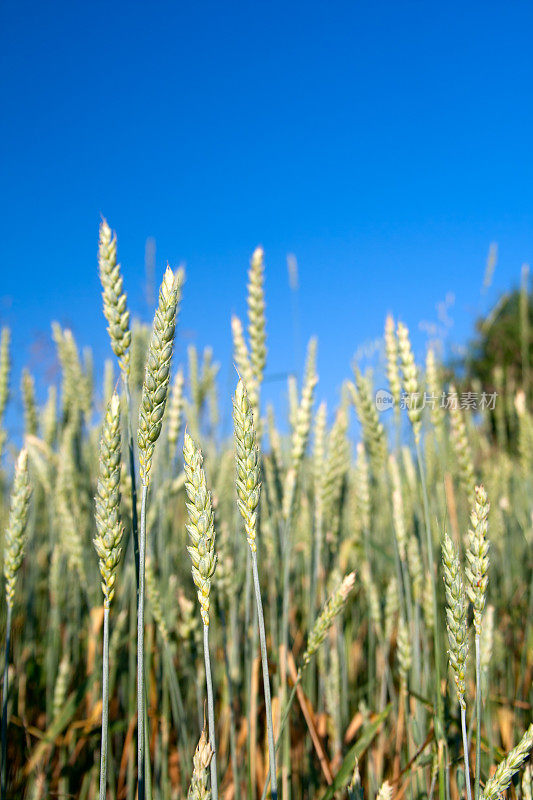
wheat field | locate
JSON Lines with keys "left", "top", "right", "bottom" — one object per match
{"left": 0, "top": 221, "right": 531, "bottom": 800}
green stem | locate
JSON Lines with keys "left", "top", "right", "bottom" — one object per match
{"left": 122, "top": 374, "right": 140, "bottom": 593}
{"left": 220, "top": 603, "right": 239, "bottom": 798}
{"left": 203, "top": 623, "right": 218, "bottom": 800}
{"left": 251, "top": 551, "right": 277, "bottom": 800}
{"left": 475, "top": 634, "right": 481, "bottom": 800}
{"left": 461, "top": 704, "right": 473, "bottom": 800}
{"left": 99, "top": 605, "right": 110, "bottom": 800}
{"left": 260, "top": 678, "right": 299, "bottom": 800}
{"left": 1, "top": 603, "right": 12, "bottom": 800}
{"left": 137, "top": 483, "right": 148, "bottom": 800}
{"left": 415, "top": 438, "right": 446, "bottom": 800}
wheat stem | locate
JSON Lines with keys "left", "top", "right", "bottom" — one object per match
{"left": 203, "top": 623, "right": 218, "bottom": 800}
{"left": 123, "top": 374, "right": 140, "bottom": 591}
{"left": 0, "top": 603, "right": 12, "bottom": 800}
{"left": 475, "top": 633, "right": 481, "bottom": 800}
{"left": 99, "top": 606, "right": 110, "bottom": 800}
{"left": 137, "top": 483, "right": 147, "bottom": 800}
{"left": 415, "top": 440, "right": 445, "bottom": 790}
{"left": 461, "top": 704, "right": 473, "bottom": 800}
{"left": 252, "top": 552, "right": 277, "bottom": 800}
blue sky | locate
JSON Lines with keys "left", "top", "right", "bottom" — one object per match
{"left": 1, "top": 0, "right": 532, "bottom": 433}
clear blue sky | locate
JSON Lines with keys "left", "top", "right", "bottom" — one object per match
{"left": 1, "top": 0, "right": 532, "bottom": 431}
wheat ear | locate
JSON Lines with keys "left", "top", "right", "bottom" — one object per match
{"left": 482, "top": 725, "right": 533, "bottom": 800}
{"left": 397, "top": 321, "right": 422, "bottom": 443}
{"left": 98, "top": 219, "right": 131, "bottom": 376}
{"left": 188, "top": 727, "right": 213, "bottom": 800}
{"left": 2, "top": 449, "right": 31, "bottom": 800}
{"left": 184, "top": 432, "right": 218, "bottom": 800}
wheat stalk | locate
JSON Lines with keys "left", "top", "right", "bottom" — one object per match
{"left": 442, "top": 532, "right": 472, "bottom": 800}
{"left": 2, "top": 449, "right": 31, "bottom": 800}
{"left": 233, "top": 379, "right": 277, "bottom": 799}
{"left": 136, "top": 265, "right": 181, "bottom": 800}
{"left": 465, "top": 485, "right": 490, "bottom": 800}
{"left": 93, "top": 392, "right": 124, "bottom": 800}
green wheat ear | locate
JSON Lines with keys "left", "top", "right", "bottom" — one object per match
{"left": 482, "top": 725, "right": 533, "bottom": 800}
{"left": 188, "top": 727, "right": 213, "bottom": 800}
{"left": 93, "top": 393, "right": 124, "bottom": 608}
{"left": 465, "top": 484, "right": 490, "bottom": 634}
{"left": 183, "top": 432, "right": 217, "bottom": 626}
{"left": 138, "top": 265, "right": 183, "bottom": 485}
{"left": 4, "top": 449, "right": 31, "bottom": 605}
{"left": 302, "top": 571, "right": 355, "bottom": 667}
{"left": 232, "top": 378, "right": 260, "bottom": 552}
{"left": 98, "top": 219, "right": 132, "bottom": 375}
{"left": 442, "top": 532, "right": 468, "bottom": 707}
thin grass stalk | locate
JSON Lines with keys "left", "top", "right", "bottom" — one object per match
{"left": 415, "top": 439, "right": 445, "bottom": 798}
{"left": 203, "top": 623, "right": 218, "bottom": 800}
{"left": 137, "top": 483, "right": 148, "bottom": 800}
{"left": 99, "top": 606, "right": 110, "bottom": 800}
{"left": 0, "top": 603, "right": 12, "bottom": 800}
{"left": 220, "top": 603, "right": 239, "bottom": 798}
{"left": 161, "top": 641, "right": 190, "bottom": 764}
{"left": 475, "top": 636, "right": 482, "bottom": 800}
{"left": 252, "top": 552, "right": 277, "bottom": 800}
{"left": 461, "top": 705, "right": 473, "bottom": 800}
{"left": 123, "top": 375, "right": 140, "bottom": 590}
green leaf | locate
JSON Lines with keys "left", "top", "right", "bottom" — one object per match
{"left": 319, "top": 704, "right": 392, "bottom": 800}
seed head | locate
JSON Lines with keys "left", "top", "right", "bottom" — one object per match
{"left": 442, "top": 533, "right": 468, "bottom": 707}
{"left": 389, "top": 454, "right": 407, "bottom": 561}
{"left": 302, "top": 571, "right": 355, "bottom": 667}
{"left": 98, "top": 219, "right": 131, "bottom": 375}
{"left": 350, "top": 369, "right": 386, "bottom": 472}
{"left": 397, "top": 322, "right": 422, "bottom": 442}
{"left": 188, "top": 726, "right": 213, "bottom": 800}
{"left": 0, "top": 327, "right": 10, "bottom": 423}
{"left": 384, "top": 315, "right": 401, "bottom": 406}
{"left": 21, "top": 368, "right": 38, "bottom": 437}
{"left": 183, "top": 433, "right": 217, "bottom": 626}
{"left": 449, "top": 385, "right": 476, "bottom": 501}
{"left": 377, "top": 781, "right": 393, "bottom": 800}
{"left": 397, "top": 617, "right": 411, "bottom": 687}
{"left": 4, "top": 449, "right": 31, "bottom": 605}
{"left": 283, "top": 337, "right": 318, "bottom": 519}
{"left": 233, "top": 379, "right": 261, "bottom": 552}
{"left": 465, "top": 484, "right": 490, "bottom": 635}
{"left": 93, "top": 393, "right": 123, "bottom": 607}
{"left": 138, "top": 266, "right": 182, "bottom": 484}
{"left": 247, "top": 246, "right": 267, "bottom": 386}
{"left": 407, "top": 534, "right": 423, "bottom": 603}
{"left": 482, "top": 724, "right": 533, "bottom": 800}
{"left": 168, "top": 368, "right": 185, "bottom": 457}
{"left": 53, "top": 654, "right": 70, "bottom": 719}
